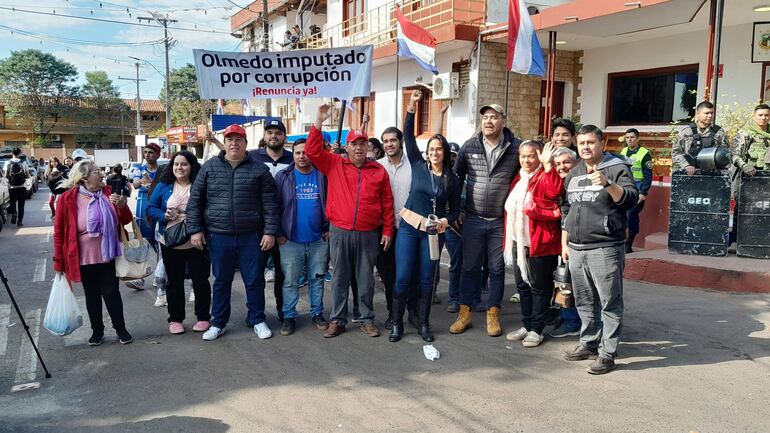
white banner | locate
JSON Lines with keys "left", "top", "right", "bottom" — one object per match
{"left": 193, "top": 46, "right": 373, "bottom": 100}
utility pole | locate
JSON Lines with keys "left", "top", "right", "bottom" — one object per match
{"left": 261, "top": 0, "right": 272, "bottom": 117}
{"left": 119, "top": 61, "right": 146, "bottom": 137}
{"left": 138, "top": 14, "right": 177, "bottom": 131}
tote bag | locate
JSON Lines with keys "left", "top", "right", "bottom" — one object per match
{"left": 115, "top": 219, "right": 153, "bottom": 280}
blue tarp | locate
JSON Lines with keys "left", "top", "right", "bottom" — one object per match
{"left": 287, "top": 129, "right": 350, "bottom": 145}
{"left": 212, "top": 115, "right": 281, "bottom": 132}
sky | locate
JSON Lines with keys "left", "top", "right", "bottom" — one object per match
{"left": 0, "top": 0, "right": 248, "bottom": 99}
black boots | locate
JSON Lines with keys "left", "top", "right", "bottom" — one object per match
{"left": 626, "top": 233, "right": 636, "bottom": 253}
{"left": 418, "top": 293, "right": 434, "bottom": 342}
{"left": 389, "top": 297, "right": 407, "bottom": 342}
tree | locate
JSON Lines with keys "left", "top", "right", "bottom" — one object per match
{"left": 0, "top": 49, "right": 79, "bottom": 144}
{"left": 78, "top": 71, "right": 129, "bottom": 148}
{"left": 159, "top": 63, "right": 215, "bottom": 127}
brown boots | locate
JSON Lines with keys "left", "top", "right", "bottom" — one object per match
{"left": 450, "top": 305, "right": 502, "bottom": 336}
{"left": 449, "top": 305, "right": 473, "bottom": 334}
{"left": 486, "top": 307, "right": 502, "bottom": 337}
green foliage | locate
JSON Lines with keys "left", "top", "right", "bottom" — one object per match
{"left": 0, "top": 49, "right": 79, "bottom": 138}
{"left": 159, "top": 63, "right": 215, "bottom": 127}
{"left": 78, "top": 71, "right": 129, "bottom": 148}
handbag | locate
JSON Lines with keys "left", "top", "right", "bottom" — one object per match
{"left": 115, "top": 219, "right": 153, "bottom": 281}
{"left": 164, "top": 219, "right": 189, "bottom": 249}
{"left": 523, "top": 192, "right": 561, "bottom": 222}
{"left": 552, "top": 257, "right": 574, "bottom": 308}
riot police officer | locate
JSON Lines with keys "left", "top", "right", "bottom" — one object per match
{"left": 671, "top": 101, "right": 728, "bottom": 175}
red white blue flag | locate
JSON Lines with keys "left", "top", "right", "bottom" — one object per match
{"left": 507, "top": 0, "right": 545, "bottom": 76}
{"left": 395, "top": 6, "right": 438, "bottom": 75}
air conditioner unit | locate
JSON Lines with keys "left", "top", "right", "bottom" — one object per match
{"left": 432, "top": 72, "right": 459, "bottom": 100}
{"left": 50, "top": 134, "right": 62, "bottom": 142}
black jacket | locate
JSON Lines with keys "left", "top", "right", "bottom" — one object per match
{"left": 454, "top": 128, "right": 521, "bottom": 218}
{"left": 560, "top": 153, "right": 639, "bottom": 250}
{"left": 186, "top": 151, "right": 280, "bottom": 236}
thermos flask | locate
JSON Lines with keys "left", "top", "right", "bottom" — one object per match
{"left": 427, "top": 214, "right": 440, "bottom": 260}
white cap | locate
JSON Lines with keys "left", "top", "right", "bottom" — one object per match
{"left": 71, "top": 148, "right": 88, "bottom": 160}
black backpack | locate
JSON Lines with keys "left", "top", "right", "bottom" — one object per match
{"left": 8, "top": 161, "right": 26, "bottom": 187}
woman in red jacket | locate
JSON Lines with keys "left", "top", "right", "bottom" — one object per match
{"left": 502, "top": 141, "right": 563, "bottom": 348}
{"left": 53, "top": 159, "right": 134, "bottom": 346}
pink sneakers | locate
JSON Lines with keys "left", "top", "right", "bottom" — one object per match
{"left": 168, "top": 322, "right": 185, "bottom": 334}
{"left": 192, "top": 321, "right": 211, "bottom": 332}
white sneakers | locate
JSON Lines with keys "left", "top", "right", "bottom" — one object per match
{"left": 506, "top": 327, "right": 528, "bottom": 341}
{"left": 254, "top": 322, "right": 272, "bottom": 339}
{"left": 264, "top": 269, "right": 276, "bottom": 282}
{"left": 125, "top": 279, "right": 145, "bottom": 290}
{"left": 202, "top": 323, "right": 273, "bottom": 340}
{"left": 202, "top": 326, "right": 225, "bottom": 341}
{"left": 522, "top": 331, "right": 544, "bottom": 348}
{"left": 154, "top": 293, "right": 167, "bottom": 307}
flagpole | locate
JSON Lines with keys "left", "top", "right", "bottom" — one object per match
{"left": 336, "top": 99, "right": 347, "bottom": 148}
{"left": 503, "top": 70, "right": 510, "bottom": 116}
{"left": 395, "top": 54, "right": 400, "bottom": 126}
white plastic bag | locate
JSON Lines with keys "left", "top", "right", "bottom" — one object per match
{"left": 43, "top": 273, "right": 83, "bottom": 336}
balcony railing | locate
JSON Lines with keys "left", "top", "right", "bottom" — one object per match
{"left": 301, "top": 0, "right": 486, "bottom": 50}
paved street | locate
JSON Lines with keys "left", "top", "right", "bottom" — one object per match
{"left": 0, "top": 186, "right": 768, "bottom": 433}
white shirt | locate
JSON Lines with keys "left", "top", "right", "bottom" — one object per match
{"left": 377, "top": 153, "right": 412, "bottom": 225}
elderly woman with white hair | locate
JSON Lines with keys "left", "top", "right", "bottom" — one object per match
{"left": 502, "top": 141, "right": 564, "bottom": 348}
{"left": 53, "top": 159, "right": 134, "bottom": 346}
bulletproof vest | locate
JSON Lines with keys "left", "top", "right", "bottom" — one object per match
{"left": 689, "top": 124, "right": 721, "bottom": 158}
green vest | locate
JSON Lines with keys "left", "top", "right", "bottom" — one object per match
{"left": 620, "top": 146, "right": 650, "bottom": 181}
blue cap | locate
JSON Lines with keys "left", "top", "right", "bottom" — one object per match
{"left": 322, "top": 131, "right": 332, "bottom": 143}
{"left": 264, "top": 119, "right": 286, "bottom": 134}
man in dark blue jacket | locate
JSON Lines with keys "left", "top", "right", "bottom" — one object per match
{"left": 187, "top": 124, "right": 280, "bottom": 341}
{"left": 560, "top": 125, "right": 639, "bottom": 374}
{"left": 274, "top": 138, "right": 330, "bottom": 336}
{"left": 250, "top": 119, "right": 294, "bottom": 321}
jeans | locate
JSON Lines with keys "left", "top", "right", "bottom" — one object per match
{"left": 445, "top": 228, "right": 463, "bottom": 307}
{"left": 568, "top": 244, "right": 625, "bottom": 360}
{"left": 512, "top": 247, "right": 558, "bottom": 334}
{"left": 9, "top": 188, "right": 26, "bottom": 223}
{"left": 207, "top": 232, "right": 266, "bottom": 328}
{"left": 80, "top": 260, "right": 127, "bottom": 333}
{"left": 161, "top": 246, "right": 211, "bottom": 323}
{"left": 395, "top": 223, "right": 443, "bottom": 298}
{"left": 560, "top": 306, "right": 581, "bottom": 331}
{"left": 279, "top": 238, "right": 329, "bottom": 319}
{"left": 329, "top": 225, "right": 379, "bottom": 326}
{"left": 460, "top": 214, "right": 505, "bottom": 309}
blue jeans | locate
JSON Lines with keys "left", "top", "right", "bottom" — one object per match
{"left": 279, "top": 238, "right": 329, "bottom": 319}
{"left": 207, "top": 232, "right": 266, "bottom": 328}
{"left": 395, "top": 223, "right": 443, "bottom": 298}
{"left": 460, "top": 214, "right": 505, "bottom": 308}
{"left": 445, "top": 228, "right": 463, "bottom": 306}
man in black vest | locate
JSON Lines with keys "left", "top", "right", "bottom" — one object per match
{"left": 449, "top": 104, "right": 521, "bottom": 337}
{"left": 671, "top": 101, "right": 728, "bottom": 175}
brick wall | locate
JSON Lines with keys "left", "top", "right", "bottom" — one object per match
{"left": 477, "top": 41, "right": 582, "bottom": 140}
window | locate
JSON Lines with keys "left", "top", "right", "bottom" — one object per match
{"left": 343, "top": 0, "right": 365, "bottom": 36}
{"left": 142, "top": 114, "right": 160, "bottom": 122}
{"left": 607, "top": 64, "right": 698, "bottom": 125}
{"left": 3, "top": 140, "right": 27, "bottom": 148}
{"left": 401, "top": 87, "right": 441, "bottom": 137}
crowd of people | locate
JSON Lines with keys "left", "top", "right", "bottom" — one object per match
{"left": 43, "top": 92, "right": 767, "bottom": 376}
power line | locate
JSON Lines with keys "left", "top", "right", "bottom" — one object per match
{"left": 0, "top": 6, "right": 233, "bottom": 34}
{"left": 0, "top": 24, "right": 166, "bottom": 47}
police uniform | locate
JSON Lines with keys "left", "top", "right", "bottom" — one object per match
{"left": 731, "top": 129, "right": 770, "bottom": 172}
{"left": 620, "top": 145, "right": 653, "bottom": 252}
{"left": 671, "top": 123, "right": 728, "bottom": 171}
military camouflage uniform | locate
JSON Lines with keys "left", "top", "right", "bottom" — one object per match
{"left": 731, "top": 130, "right": 770, "bottom": 171}
{"left": 671, "top": 124, "right": 728, "bottom": 170}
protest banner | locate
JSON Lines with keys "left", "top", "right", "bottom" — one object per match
{"left": 193, "top": 46, "right": 373, "bottom": 100}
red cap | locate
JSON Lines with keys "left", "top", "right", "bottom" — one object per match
{"left": 346, "top": 129, "right": 368, "bottom": 144}
{"left": 224, "top": 124, "right": 247, "bottom": 138}
{"left": 144, "top": 142, "right": 161, "bottom": 154}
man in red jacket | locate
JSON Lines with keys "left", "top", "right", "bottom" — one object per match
{"left": 305, "top": 103, "right": 395, "bottom": 338}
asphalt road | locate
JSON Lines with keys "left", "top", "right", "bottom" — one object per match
{"left": 0, "top": 185, "right": 768, "bottom": 433}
